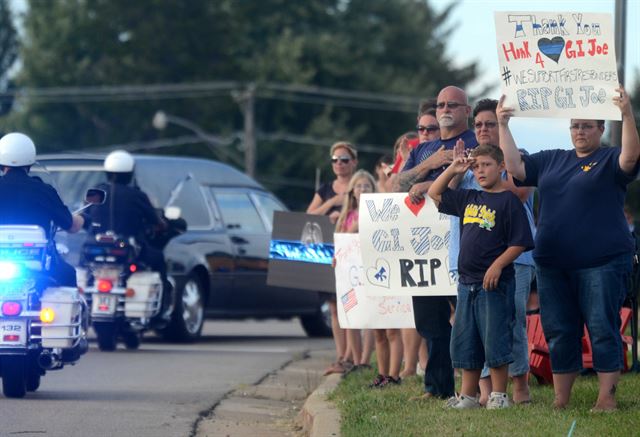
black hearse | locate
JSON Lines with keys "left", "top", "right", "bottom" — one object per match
{"left": 33, "top": 154, "right": 330, "bottom": 341}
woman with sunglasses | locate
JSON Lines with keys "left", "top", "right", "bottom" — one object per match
{"left": 307, "top": 142, "right": 358, "bottom": 225}
{"left": 307, "top": 142, "right": 359, "bottom": 375}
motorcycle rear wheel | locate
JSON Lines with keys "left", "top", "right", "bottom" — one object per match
{"left": 2, "top": 356, "right": 27, "bottom": 398}
{"left": 122, "top": 331, "right": 141, "bottom": 350}
{"left": 26, "top": 356, "right": 41, "bottom": 392}
{"left": 94, "top": 323, "right": 118, "bottom": 351}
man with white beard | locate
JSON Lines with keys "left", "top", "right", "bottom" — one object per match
{"left": 392, "top": 86, "right": 477, "bottom": 401}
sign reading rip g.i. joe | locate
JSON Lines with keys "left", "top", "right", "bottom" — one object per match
{"left": 358, "top": 193, "right": 456, "bottom": 297}
{"left": 495, "top": 11, "right": 620, "bottom": 120}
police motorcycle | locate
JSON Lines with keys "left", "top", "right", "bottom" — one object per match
{"left": 77, "top": 206, "right": 184, "bottom": 352}
{"left": 0, "top": 189, "right": 105, "bottom": 398}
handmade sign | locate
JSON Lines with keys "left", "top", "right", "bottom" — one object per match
{"left": 334, "top": 233, "right": 415, "bottom": 329}
{"left": 267, "top": 211, "right": 335, "bottom": 292}
{"left": 358, "top": 193, "right": 456, "bottom": 297}
{"left": 494, "top": 11, "right": 620, "bottom": 120}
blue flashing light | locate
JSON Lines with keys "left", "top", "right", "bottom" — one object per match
{"left": 0, "top": 261, "right": 20, "bottom": 281}
{"left": 269, "top": 240, "right": 334, "bottom": 265}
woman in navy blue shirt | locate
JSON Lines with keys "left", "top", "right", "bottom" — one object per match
{"left": 496, "top": 86, "right": 640, "bottom": 411}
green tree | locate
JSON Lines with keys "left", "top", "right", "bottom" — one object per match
{"left": 0, "top": 0, "right": 18, "bottom": 117}
{"left": 8, "top": 0, "right": 479, "bottom": 209}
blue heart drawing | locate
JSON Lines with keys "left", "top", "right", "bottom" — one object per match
{"left": 538, "top": 37, "right": 565, "bottom": 63}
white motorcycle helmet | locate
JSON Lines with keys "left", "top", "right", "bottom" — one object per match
{"left": 104, "top": 150, "right": 135, "bottom": 173}
{"left": 0, "top": 132, "right": 37, "bottom": 167}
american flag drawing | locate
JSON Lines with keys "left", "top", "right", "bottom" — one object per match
{"left": 341, "top": 289, "right": 358, "bottom": 313}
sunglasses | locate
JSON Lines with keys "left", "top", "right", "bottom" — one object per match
{"left": 416, "top": 125, "right": 440, "bottom": 133}
{"left": 474, "top": 121, "right": 497, "bottom": 129}
{"left": 331, "top": 155, "right": 352, "bottom": 164}
{"left": 436, "top": 101, "right": 466, "bottom": 110}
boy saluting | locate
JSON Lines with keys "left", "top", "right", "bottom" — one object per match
{"left": 427, "top": 141, "right": 534, "bottom": 410}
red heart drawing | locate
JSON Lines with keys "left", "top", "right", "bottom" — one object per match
{"left": 404, "top": 195, "right": 425, "bottom": 216}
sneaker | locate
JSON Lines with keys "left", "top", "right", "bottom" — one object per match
{"left": 486, "top": 392, "right": 511, "bottom": 410}
{"left": 446, "top": 393, "right": 481, "bottom": 409}
{"left": 445, "top": 394, "right": 459, "bottom": 408}
{"left": 368, "top": 374, "right": 388, "bottom": 388}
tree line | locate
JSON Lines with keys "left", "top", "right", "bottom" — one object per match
{"left": 0, "top": 0, "right": 638, "bottom": 211}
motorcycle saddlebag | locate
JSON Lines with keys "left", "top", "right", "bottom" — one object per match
{"left": 125, "top": 272, "right": 162, "bottom": 318}
{"left": 40, "top": 287, "right": 82, "bottom": 348}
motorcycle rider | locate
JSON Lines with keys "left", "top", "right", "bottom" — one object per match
{"left": 86, "top": 150, "right": 172, "bottom": 321}
{"left": 0, "top": 132, "right": 84, "bottom": 287}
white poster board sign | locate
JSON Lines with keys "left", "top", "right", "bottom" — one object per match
{"left": 494, "top": 11, "right": 620, "bottom": 120}
{"left": 358, "top": 193, "right": 456, "bottom": 297}
{"left": 334, "top": 233, "right": 415, "bottom": 329}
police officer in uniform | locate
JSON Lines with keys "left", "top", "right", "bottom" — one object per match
{"left": 87, "top": 150, "right": 172, "bottom": 320}
{"left": 0, "top": 132, "right": 84, "bottom": 286}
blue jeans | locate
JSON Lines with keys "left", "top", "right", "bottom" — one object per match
{"left": 480, "top": 264, "right": 534, "bottom": 378}
{"left": 412, "top": 296, "right": 455, "bottom": 398}
{"left": 451, "top": 277, "right": 515, "bottom": 369}
{"left": 536, "top": 253, "right": 632, "bottom": 373}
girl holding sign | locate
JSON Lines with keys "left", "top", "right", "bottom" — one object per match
{"left": 335, "top": 170, "right": 376, "bottom": 373}
{"left": 336, "top": 170, "right": 404, "bottom": 386}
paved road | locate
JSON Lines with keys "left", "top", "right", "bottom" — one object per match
{"left": 0, "top": 319, "right": 333, "bottom": 437}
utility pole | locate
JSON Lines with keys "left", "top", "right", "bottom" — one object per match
{"left": 233, "top": 83, "right": 256, "bottom": 177}
{"left": 611, "top": 0, "right": 627, "bottom": 147}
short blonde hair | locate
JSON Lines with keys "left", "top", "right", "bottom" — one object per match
{"left": 330, "top": 141, "right": 357, "bottom": 159}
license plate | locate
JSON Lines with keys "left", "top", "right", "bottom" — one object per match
{"left": 0, "top": 319, "right": 27, "bottom": 346}
{"left": 91, "top": 294, "right": 117, "bottom": 315}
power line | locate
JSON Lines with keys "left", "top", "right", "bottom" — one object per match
{"left": 0, "top": 80, "right": 422, "bottom": 113}
{"left": 257, "top": 92, "right": 415, "bottom": 113}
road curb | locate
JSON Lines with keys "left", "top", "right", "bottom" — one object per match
{"left": 298, "top": 373, "right": 341, "bottom": 437}
{"left": 195, "top": 348, "right": 339, "bottom": 437}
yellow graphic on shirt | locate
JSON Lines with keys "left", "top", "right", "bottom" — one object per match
{"left": 463, "top": 203, "right": 496, "bottom": 231}
{"left": 581, "top": 161, "right": 598, "bottom": 172}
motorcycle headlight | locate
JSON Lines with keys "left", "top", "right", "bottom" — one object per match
{"left": 0, "top": 261, "right": 20, "bottom": 281}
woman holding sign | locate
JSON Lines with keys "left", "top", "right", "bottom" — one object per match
{"left": 497, "top": 86, "right": 640, "bottom": 411}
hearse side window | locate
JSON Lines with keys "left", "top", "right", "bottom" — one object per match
{"left": 168, "top": 181, "right": 212, "bottom": 230}
{"left": 250, "top": 192, "right": 286, "bottom": 232}
{"left": 212, "top": 191, "right": 266, "bottom": 233}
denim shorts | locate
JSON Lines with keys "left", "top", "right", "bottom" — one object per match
{"left": 480, "top": 264, "right": 535, "bottom": 378}
{"left": 450, "top": 277, "right": 515, "bottom": 369}
{"left": 537, "top": 252, "right": 632, "bottom": 373}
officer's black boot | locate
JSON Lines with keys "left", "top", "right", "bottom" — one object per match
{"left": 159, "top": 280, "right": 174, "bottom": 322}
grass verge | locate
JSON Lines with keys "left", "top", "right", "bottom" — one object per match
{"left": 329, "top": 369, "right": 640, "bottom": 437}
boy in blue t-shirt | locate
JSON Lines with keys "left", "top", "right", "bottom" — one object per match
{"left": 428, "top": 142, "right": 534, "bottom": 409}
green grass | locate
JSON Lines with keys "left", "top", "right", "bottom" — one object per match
{"left": 329, "top": 369, "right": 640, "bottom": 437}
